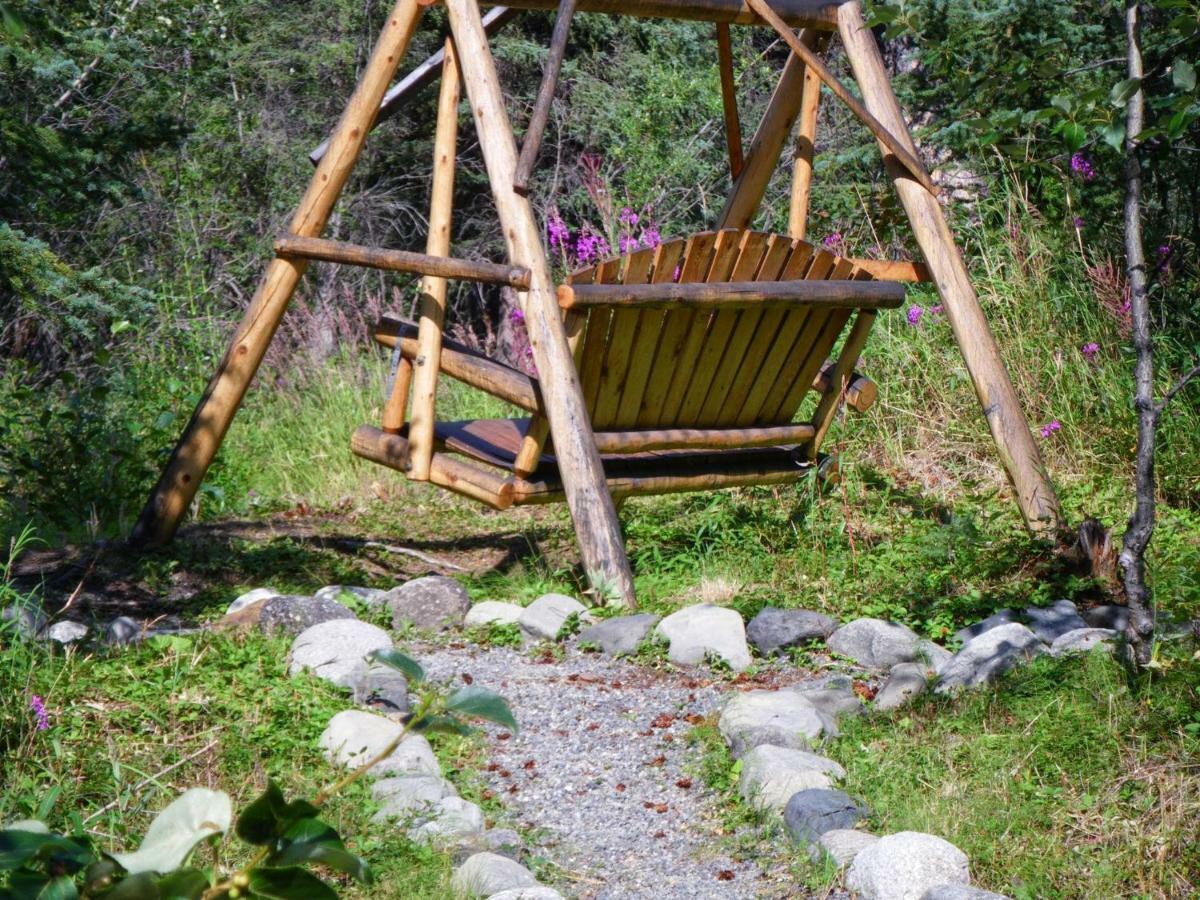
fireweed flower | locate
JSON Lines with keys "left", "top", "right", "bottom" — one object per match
{"left": 1070, "top": 153, "right": 1096, "bottom": 180}
{"left": 906, "top": 305, "right": 924, "bottom": 326}
{"left": 930, "top": 305, "right": 944, "bottom": 316}
{"left": 619, "top": 206, "right": 639, "bottom": 229}
{"left": 509, "top": 307, "right": 525, "bottom": 324}
{"left": 546, "top": 211, "right": 569, "bottom": 252}
{"left": 619, "top": 233, "right": 640, "bottom": 254}
{"left": 1072, "top": 216, "right": 1084, "bottom": 229}
{"left": 30, "top": 695, "right": 49, "bottom": 731}
{"left": 641, "top": 227, "right": 662, "bottom": 249}
{"left": 1040, "top": 420, "right": 1062, "bottom": 438}
{"left": 1081, "top": 342, "right": 1100, "bottom": 360}
{"left": 822, "top": 232, "right": 844, "bottom": 251}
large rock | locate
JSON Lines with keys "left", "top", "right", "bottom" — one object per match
{"left": 319, "top": 710, "right": 438, "bottom": 776}
{"left": 2, "top": 601, "right": 47, "bottom": 640}
{"left": 797, "top": 680, "right": 865, "bottom": 728}
{"left": 388, "top": 576, "right": 471, "bottom": 631}
{"left": 315, "top": 585, "right": 390, "bottom": 608}
{"left": 104, "top": 616, "right": 141, "bottom": 645}
{"left": 577, "top": 613, "right": 660, "bottom": 656}
{"left": 935, "top": 624, "right": 1046, "bottom": 693}
{"left": 746, "top": 607, "right": 837, "bottom": 655}
{"left": 1082, "top": 604, "right": 1130, "bottom": 632}
{"left": 260, "top": 595, "right": 356, "bottom": 635}
{"left": 954, "top": 610, "right": 1017, "bottom": 645}
{"left": 874, "top": 663, "right": 928, "bottom": 712}
{"left": 464, "top": 602, "right": 524, "bottom": 629}
{"left": 227, "top": 587, "right": 280, "bottom": 616}
{"left": 827, "top": 618, "right": 925, "bottom": 670}
{"left": 407, "top": 797, "right": 484, "bottom": 845}
{"left": 847, "top": 831, "right": 970, "bottom": 900}
{"left": 783, "top": 789, "right": 868, "bottom": 844}
{"left": 921, "top": 887, "right": 1013, "bottom": 900}
{"left": 289, "top": 619, "right": 393, "bottom": 688}
{"left": 352, "top": 662, "right": 409, "bottom": 714}
{"left": 656, "top": 604, "right": 752, "bottom": 671}
{"left": 1023, "top": 600, "right": 1087, "bottom": 643}
{"left": 518, "top": 593, "right": 588, "bottom": 641}
{"left": 738, "top": 745, "right": 841, "bottom": 812}
{"left": 486, "top": 889, "right": 565, "bottom": 900}
{"left": 812, "top": 829, "right": 880, "bottom": 867}
{"left": 370, "top": 774, "right": 457, "bottom": 822}
{"left": 718, "top": 689, "right": 829, "bottom": 756}
{"left": 451, "top": 852, "right": 538, "bottom": 897}
{"left": 451, "top": 828, "right": 525, "bottom": 865}
{"left": 45, "top": 621, "right": 88, "bottom": 644}
{"left": 1049, "top": 628, "right": 1118, "bottom": 657}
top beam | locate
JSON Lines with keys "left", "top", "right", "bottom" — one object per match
{"left": 484, "top": 0, "right": 839, "bottom": 28}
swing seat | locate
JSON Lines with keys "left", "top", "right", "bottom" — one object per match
{"left": 355, "top": 228, "right": 904, "bottom": 508}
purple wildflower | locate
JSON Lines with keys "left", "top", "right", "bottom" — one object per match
{"left": 822, "top": 232, "right": 844, "bottom": 251}
{"left": 1081, "top": 342, "right": 1100, "bottom": 360}
{"left": 1039, "top": 420, "right": 1062, "bottom": 438}
{"left": 1070, "top": 153, "right": 1096, "bottom": 180}
{"left": 1157, "top": 244, "right": 1171, "bottom": 257}
{"left": 672, "top": 264, "right": 682, "bottom": 282}
{"left": 906, "top": 305, "right": 924, "bottom": 326}
{"left": 619, "top": 233, "right": 640, "bottom": 254}
{"left": 641, "top": 227, "right": 662, "bottom": 249}
{"left": 546, "top": 210, "right": 569, "bottom": 252}
{"left": 929, "top": 305, "right": 944, "bottom": 316}
{"left": 29, "top": 695, "right": 49, "bottom": 731}
{"left": 1072, "top": 216, "right": 1084, "bottom": 229}
{"left": 619, "top": 206, "right": 639, "bottom": 229}
{"left": 509, "top": 307, "right": 525, "bottom": 324}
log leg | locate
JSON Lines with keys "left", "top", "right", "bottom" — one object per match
{"left": 715, "top": 23, "right": 744, "bottom": 180}
{"left": 837, "top": 1, "right": 1064, "bottom": 536}
{"left": 131, "top": 0, "right": 425, "bottom": 546}
{"left": 445, "top": 0, "right": 636, "bottom": 606}
{"left": 382, "top": 354, "right": 414, "bottom": 434}
{"left": 787, "top": 35, "right": 825, "bottom": 239}
{"left": 409, "top": 38, "right": 462, "bottom": 481}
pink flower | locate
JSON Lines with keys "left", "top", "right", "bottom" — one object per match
{"left": 642, "top": 227, "right": 662, "bottom": 249}
{"left": 822, "top": 232, "right": 844, "bottom": 251}
{"left": 906, "top": 305, "right": 924, "bottom": 326}
{"left": 619, "top": 233, "right": 640, "bottom": 254}
{"left": 1070, "top": 153, "right": 1096, "bottom": 180}
{"left": 1040, "top": 420, "right": 1062, "bottom": 438}
{"left": 1072, "top": 216, "right": 1084, "bottom": 229}
{"left": 546, "top": 210, "right": 569, "bottom": 252}
{"left": 29, "top": 695, "right": 49, "bottom": 731}
{"left": 1081, "top": 342, "right": 1100, "bottom": 360}
{"left": 929, "top": 305, "right": 944, "bottom": 316}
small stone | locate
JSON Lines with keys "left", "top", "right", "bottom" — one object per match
{"left": 1082, "top": 604, "right": 1130, "bottom": 632}
{"left": 1023, "top": 599, "right": 1087, "bottom": 643}
{"left": 408, "top": 797, "right": 484, "bottom": 845}
{"left": 480, "top": 828, "right": 523, "bottom": 861}
{"left": 827, "top": 618, "right": 924, "bottom": 670}
{"left": 954, "top": 610, "right": 1017, "bottom": 645}
{"left": 451, "top": 852, "right": 538, "bottom": 897}
{"left": 739, "top": 745, "right": 841, "bottom": 812}
{"left": 718, "top": 689, "right": 829, "bottom": 756}
{"left": 746, "top": 607, "right": 837, "bottom": 655}
{"left": 105, "top": 616, "right": 141, "bottom": 645}
{"left": 260, "top": 595, "right": 356, "bottom": 635}
{"left": 921, "top": 886, "right": 1013, "bottom": 900}
{"left": 518, "top": 593, "right": 588, "bottom": 641}
{"left": 1049, "top": 627, "right": 1118, "bottom": 657}
{"left": 289, "top": 619, "right": 393, "bottom": 688}
{"left": 847, "top": 831, "right": 970, "bottom": 900}
{"left": 464, "top": 601, "right": 524, "bottom": 629}
{"left": 387, "top": 576, "right": 471, "bottom": 631}
{"left": 319, "top": 710, "right": 438, "bottom": 775}
{"left": 227, "top": 588, "right": 280, "bottom": 616}
{"left": 783, "top": 789, "right": 869, "bottom": 844}
{"left": 656, "top": 604, "right": 752, "bottom": 671}
{"left": 874, "top": 663, "right": 928, "bottom": 712}
{"left": 935, "top": 623, "right": 1046, "bottom": 693}
{"left": 3, "top": 601, "right": 47, "bottom": 640}
{"left": 45, "top": 621, "right": 88, "bottom": 644}
{"left": 486, "top": 889, "right": 565, "bottom": 900}
{"left": 352, "top": 662, "right": 409, "bottom": 714}
{"left": 315, "top": 585, "right": 390, "bottom": 608}
{"left": 370, "top": 775, "right": 456, "bottom": 822}
{"left": 577, "top": 613, "right": 660, "bottom": 656}
{"left": 811, "top": 829, "right": 880, "bottom": 867}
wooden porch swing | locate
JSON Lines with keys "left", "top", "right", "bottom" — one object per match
{"left": 132, "top": 0, "right": 1065, "bottom": 608}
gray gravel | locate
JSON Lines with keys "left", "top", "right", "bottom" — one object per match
{"left": 417, "top": 641, "right": 839, "bottom": 899}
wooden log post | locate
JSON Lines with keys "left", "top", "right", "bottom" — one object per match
{"left": 787, "top": 34, "right": 825, "bottom": 239}
{"left": 131, "top": 0, "right": 426, "bottom": 546}
{"left": 715, "top": 23, "right": 744, "bottom": 180}
{"left": 445, "top": 0, "right": 637, "bottom": 606}
{"left": 513, "top": 0, "right": 577, "bottom": 194}
{"left": 409, "top": 39, "right": 462, "bottom": 481}
{"left": 837, "top": 1, "right": 1064, "bottom": 536}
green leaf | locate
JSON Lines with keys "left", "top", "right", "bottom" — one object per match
{"left": 6, "top": 872, "right": 78, "bottom": 900}
{"left": 266, "top": 819, "right": 372, "bottom": 882}
{"left": 0, "top": 830, "right": 92, "bottom": 873}
{"left": 1173, "top": 59, "right": 1196, "bottom": 92}
{"left": 1110, "top": 78, "right": 1141, "bottom": 107}
{"left": 445, "top": 686, "right": 519, "bottom": 733}
{"left": 109, "top": 789, "right": 232, "bottom": 875}
{"left": 411, "top": 714, "right": 474, "bottom": 736}
{"left": 1102, "top": 121, "right": 1126, "bottom": 151}
{"left": 106, "top": 872, "right": 160, "bottom": 899}
{"left": 235, "top": 782, "right": 320, "bottom": 846}
{"left": 155, "top": 869, "right": 210, "bottom": 899}
{"left": 367, "top": 648, "right": 424, "bottom": 683}
{"left": 1059, "top": 121, "right": 1086, "bottom": 152}
{"left": 248, "top": 867, "right": 338, "bottom": 900}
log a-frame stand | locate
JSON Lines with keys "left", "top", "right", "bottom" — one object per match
{"left": 131, "top": 0, "right": 1064, "bottom": 608}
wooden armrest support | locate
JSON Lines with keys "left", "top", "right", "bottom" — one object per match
{"left": 557, "top": 278, "right": 905, "bottom": 310}
{"left": 841, "top": 257, "right": 932, "bottom": 283}
{"left": 374, "top": 316, "right": 545, "bottom": 414}
{"left": 812, "top": 359, "right": 877, "bottom": 412}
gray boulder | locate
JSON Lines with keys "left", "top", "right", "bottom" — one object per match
{"left": 935, "top": 623, "right": 1046, "bottom": 694}
{"left": 577, "top": 613, "right": 660, "bottom": 656}
{"left": 738, "top": 745, "right": 841, "bottom": 812}
{"left": 408, "top": 797, "right": 485, "bottom": 845}
{"left": 289, "top": 619, "right": 393, "bottom": 688}
{"left": 352, "top": 662, "right": 409, "bottom": 714}
{"left": 2, "top": 601, "right": 47, "bottom": 640}
{"left": 656, "top": 604, "right": 752, "bottom": 671}
{"left": 746, "top": 607, "right": 837, "bottom": 655}
{"left": 464, "top": 601, "right": 524, "bottom": 628}
{"left": 452, "top": 828, "right": 525, "bottom": 864}
{"left": 45, "top": 621, "right": 88, "bottom": 644}
{"left": 315, "top": 585, "right": 390, "bottom": 608}
{"left": 797, "top": 680, "right": 864, "bottom": 729}
{"left": 518, "top": 593, "right": 588, "bottom": 641}
{"left": 451, "top": 852, "right": 538, "bottom": 897}
{"left": 1023, "top": 599, "right": 1087, "bottom": 643}
{"left": 486, "top": 889, "right": 565, "bottom": 900}
{"left": 1049, "top": 627, "right": 1118, "bottom": 657}
{"left": 921, "top": 886, "right": 1013, "bottom": 900}
{"left": 319, "top": 710, "right": 438, "bottom": 775}
{"left": 827, "top": 618, "right": 924, "bottom": 670}
{"left": 874, "top": 663, "right": 928, "bottom": 712}
{"left": 104, "top": 616, "right": 141, "bottom": 645}
{"left": 1082, "top": 604, "right": 1130, "bottom": 632}
{"left": 718, "top": 688, "right": 829, "bottom": 756}
{"left": 371, "top": 774, "right": 457, "bottom": 822}
{"left": 260, "top": 595, "right": 356, "bottom": 635}
{"left": 227, "top": 587, "right": 279, "bottom": 616}
{"left": 954, "top": 610, "right": 1017, "bottom": 645}
{"left": 388, "top": 576, "right": 471, "bottom": 631}
{"left": 847, "top": 831, "right": 970, "bottom": 900}
{"left": 812, "top": 829, "right": 879, "bottom": 868}
{"left": 783, "top": 789, "right": 869, "bottom": 844}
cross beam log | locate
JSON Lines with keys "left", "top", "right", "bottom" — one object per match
{"left": 484, "top": 0, "right": 838, "bottom": 27}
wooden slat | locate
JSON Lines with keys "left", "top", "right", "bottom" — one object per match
{"left": 594, "top": 422, "right": 814, "bottom": 453}
{"left": 592, "top": 247, "right": 657, "bottom": 427}
{"left": 557, "top": 276, "right": 904, "bottom": 308}
{"left": 274, "top": 235, "right": 531, "bottom": 289}
{"left": 577, "top": 257, "right": 623, "bottom": 411}
{"left": 806, "top": 309, "right": 876, "bottom": 458}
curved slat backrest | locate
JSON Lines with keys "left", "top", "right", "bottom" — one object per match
{"left": 566, "top": 229, "right": 875, "bottom": 429}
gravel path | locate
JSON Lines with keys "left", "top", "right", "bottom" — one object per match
{"left": 417, "top": 642, "right": 828, "bottom": 900}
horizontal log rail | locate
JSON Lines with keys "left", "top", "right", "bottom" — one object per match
{"left": 557, "top": 278, "right": 905, "bottom": 309}
{"left": 841, "top": 257, "right": 931, "bottom": 283}
{"left": 593, "top": 423, "right": 815, "bottom": 453}
{"left": 484, "top": 0, "right": 838, "bottom": 27}
{"left": 275, "top": 235, "right": 532, "bottom": 290}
